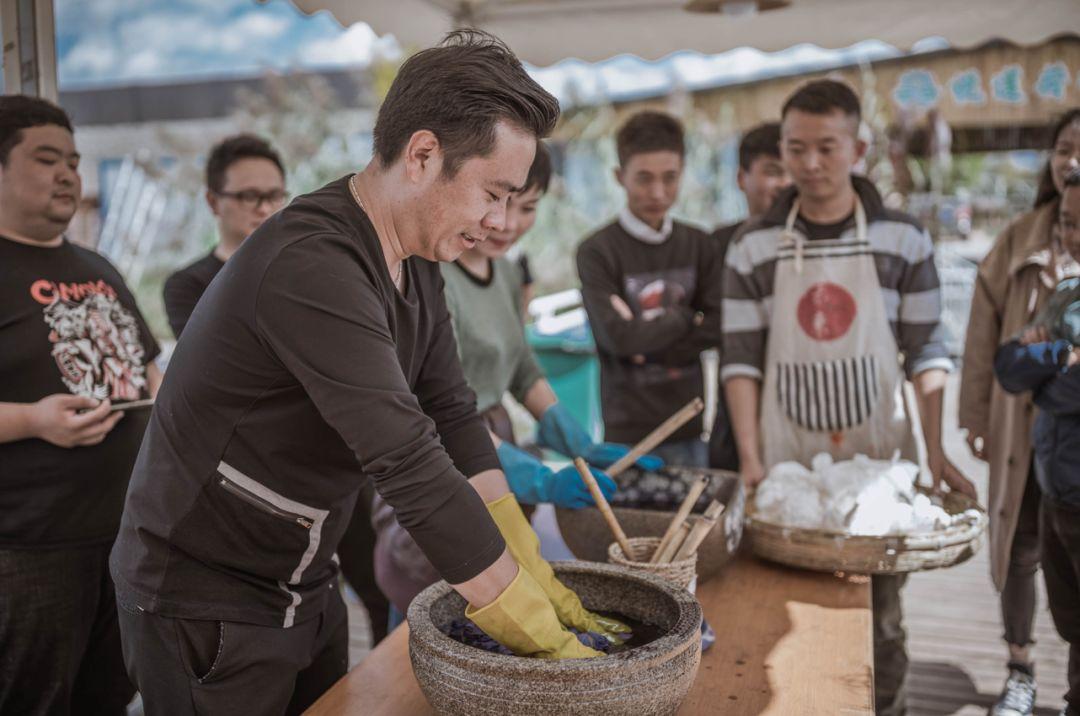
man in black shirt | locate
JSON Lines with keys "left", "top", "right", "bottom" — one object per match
{"left": 711, "top": 122, "right": 789, "bottom": 255}
{"left": 165, "top": 135, "right": 393, "bottom": 643}
{"left": 708, "top": 122, "right": 790, "bottom": 470}
{"left": 0, "top": 96, "right": 161, "bottom": 715}
{"left": 162, "top": 134, "right": 287, "bottom": 338}
{"left": 577, "top": 111, "right": 723, "bottom": 466}
{"left": 112, "top": 31, "right": 620, "bottom": 714}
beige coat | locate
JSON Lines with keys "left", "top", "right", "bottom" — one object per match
{"left": 959, "top": 202, "right": 1057, "bottom": 591}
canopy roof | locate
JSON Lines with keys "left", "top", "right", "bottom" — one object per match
{"left": 286, "top": 0, "right": 1080, "bottom": 66}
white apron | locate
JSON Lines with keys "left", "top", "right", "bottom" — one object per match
{"left": 760, "top": 198, "right": 918, "bottom": 470}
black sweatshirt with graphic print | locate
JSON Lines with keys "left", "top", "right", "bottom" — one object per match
{"left": 576, "top": 219, "right": 723, "bottom": 444}
{"left": 110, "top": 176, "right": 505, "bottom": 628}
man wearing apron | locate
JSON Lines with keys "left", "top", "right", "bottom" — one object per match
{"left": 721, "top": 80, "right": 976, "bottom": 715}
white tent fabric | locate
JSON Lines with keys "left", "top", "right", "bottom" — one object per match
{"left": 286, "top": 0, "right": 1080, "bottom": 66}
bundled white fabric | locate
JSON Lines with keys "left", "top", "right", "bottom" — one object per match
{"left": 754, "top": 461, "right": 823, "bottom": 529}
{"left": 755, "top": 452, "right": 954, "bottom": 536}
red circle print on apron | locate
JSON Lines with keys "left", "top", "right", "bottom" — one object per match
{"left": 796, "top": 281, "right": 857, "bottom": 341}
{"left": 760, "top": 196, "right": 917, "bottom": 470}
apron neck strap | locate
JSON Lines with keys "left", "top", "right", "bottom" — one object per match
{"left": 784, "top": 194, "right": 867, "bottom": 238}
{"left": 854, "top": 195, "right": 868, "bottom": 244}
{"left": 784, "top": 199, "right": 801, "bottom": 235}
{"left": 784, "top": 195, "right": 869, "bottom": 274}
{"left": 784, "top": 200, "right": 804, "bottom": 273}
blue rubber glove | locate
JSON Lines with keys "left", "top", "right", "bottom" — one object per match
{"left": 497, "top": 441, "right": 617, "bottom": 509}
{"left": 536, "top": 402, "right": 665, "bottom": 472}
{"left": 580, "top": 443, "right": 664, "bottom": 472}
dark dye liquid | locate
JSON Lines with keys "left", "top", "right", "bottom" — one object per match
{"left": 446, "top": 613, "right": 667, "bottom": 657}
{"left": 596, "top": 612, "right": 667, "bottom": 654}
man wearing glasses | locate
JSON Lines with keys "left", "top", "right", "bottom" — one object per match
{"left": 163, "top": 134, "right": 288, "bottom": 338}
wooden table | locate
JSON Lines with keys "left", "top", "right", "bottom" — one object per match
{"left": 307, "top": 551, "right": 874, "bottom": 715}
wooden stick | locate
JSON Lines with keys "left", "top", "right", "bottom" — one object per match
{"left": 649, "top": 475, "right": 709, "bottom": 564}
{"left": 654, "top": 520, "right": 692, "bottom": 564}
{"left": 672, "top": 501, "right": 726, "bottom": 562}
{"left": 605, "top": 397, "right": 705, "bottom": 479}
{"left": 573, "top": 458, "right": 634, "bottom": 559}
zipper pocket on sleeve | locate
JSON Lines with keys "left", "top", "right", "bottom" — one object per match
{"left": 218, "top": 477, "right": 314, "bottom": 530}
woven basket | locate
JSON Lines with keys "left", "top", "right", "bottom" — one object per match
{"left": 608, "top": 537, "right": 697, "bottom": 589}
{"left": 747, "top": 486, "right": 988, "bottom": 575}
{"left": 557, "top": 468, "right": 744, "bottom": 583}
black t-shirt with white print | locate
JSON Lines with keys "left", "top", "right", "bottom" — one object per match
{"left": 0, "top": 237, "right": 160, "bottom": 548}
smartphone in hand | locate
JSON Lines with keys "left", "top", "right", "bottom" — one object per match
{"left": 109, "top": 398, "right": 155, "bottom": 412}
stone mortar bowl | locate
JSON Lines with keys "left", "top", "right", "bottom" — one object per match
{"left": 407, "top": 561, "right": 702, "bottom": 716}
{"left": 556, "top": 468, "right": 745, "bottom": 583}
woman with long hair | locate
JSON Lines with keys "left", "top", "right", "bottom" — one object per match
{"left": 960, "top": 107, "right": 1080, "bottom": 715}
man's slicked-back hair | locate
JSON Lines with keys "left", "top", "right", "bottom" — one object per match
{"left": 782, "top": 79, "right": 861, "bottom": 125}
{"left": 206, "top": 134, "right": 285, "bottom": 193}
{"left": 738, "top": 122, "right": 782, "bottom": 171}
{"left": 0, "top": 95, "right": 74, "bottom": 166}
{"left": 616, "top": 111, "right": 685, "bottom": 167}
{"left": 373, "top": 30, "right": 560, "bottom": 178}
{"left": 524, "top": 141, "right": 553, "bottom": 194}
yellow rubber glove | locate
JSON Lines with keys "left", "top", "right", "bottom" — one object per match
{"left": 465, "top": 567, "right": 602, "bottom": 659}
{"left": 485, "top": 493, "right": 631, "bottom": 640}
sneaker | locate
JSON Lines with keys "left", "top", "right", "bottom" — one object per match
{"left": 989, "top": 663, "right": 1036, "bottom": 716}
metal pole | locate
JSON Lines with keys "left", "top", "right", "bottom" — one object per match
{"left": 1, "top": 0, "right": 58, "bottom": 100}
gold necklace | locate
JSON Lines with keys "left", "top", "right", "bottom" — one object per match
{"left": 349, "top": 174, "right": 403, "bottom": 287}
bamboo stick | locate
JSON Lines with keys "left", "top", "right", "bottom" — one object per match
{"left": 649, "top": 475, "right": 710, "bottom": 564}
{"left": 573, "top": 458, "right": 634, "bottom": 559}
{"left": 605, "top": 397, "right": 705, "bottom": 479}
{"left": 653, "top": 520, "right": 692, "bottom": 563}
{"left": 672, "top": 501, "right": 726, "bottom": 562}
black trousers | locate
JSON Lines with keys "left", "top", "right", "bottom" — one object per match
{"left": 337, "top": 479, "right": 391, "bottom": 644}
{"left": 1040, "top": 496, "right": 1080, "bottom": 714}
{"left": 872, "top": 573, "right": 908, "bottom": 716}
{"left": 117, "top": 585, "right": 348, "bottom": 716}
{"left": 0, "top": 541, "right": 134, "bottom": 716}
{"left": 1001, "top": 471, "right": 1042, "bottom": 649}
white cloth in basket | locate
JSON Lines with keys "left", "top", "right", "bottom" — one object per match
{"left": 755, "top": 453, "right": 956, "bottom": 536}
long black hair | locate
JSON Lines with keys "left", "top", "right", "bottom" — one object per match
{"left": 1034, "top": 108, "right": 1080, "bottom": 209}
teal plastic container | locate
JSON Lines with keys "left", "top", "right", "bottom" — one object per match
{"left": 526, "top": 322, "right": 602, "bottom": 442}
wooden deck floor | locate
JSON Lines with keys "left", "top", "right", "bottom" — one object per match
{"left": 905, "top": 528, "right": 1069, "bottom": 715}
{"left": 344, "top": 379, "right": 1072, "bottom": 714}
{"left": 903, "top": 389, "right": 1070, "bottom": 716}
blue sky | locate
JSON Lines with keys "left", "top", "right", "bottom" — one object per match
{"left": 56, "top": 0, "right": 397, "bottom": 87}
{"left": 53, "top": 0, "right": 919, "bottom": 104}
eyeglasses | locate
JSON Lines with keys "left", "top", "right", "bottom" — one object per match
{"left": 216, "top": 189, "right": 289, "bottom": 210}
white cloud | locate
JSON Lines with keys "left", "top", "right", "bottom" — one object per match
{"left": 58, "top": 0, "right": 406, "bottom": 85}
{"left": 532, "top": 40, "right": 902, "bottom": 107}
{"left": 125, "top": 49, "right": 167, "bottom": 77}
{"left": 230, "top": 13, "right": 291, "bottom": 40}
{"left": 63, "top": 40, "right": 121, "bottom": 77}
{"left": 296, "top": 22, "right": 382, "bottom": 68}
{"left": 57, "top": 0, "right": 901, "bottom": 105}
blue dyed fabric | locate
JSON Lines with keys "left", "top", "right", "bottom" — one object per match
{"left": 445, "top": 619, "right": 614, "bottom": 655}
{"left": 701, "top": 617, "right": 716, "bottom": 652}
{"left": 610, "top": 467, "right": 713, "bottom": 512}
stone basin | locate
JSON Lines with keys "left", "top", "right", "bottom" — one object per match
{"left": 556, "top": 468, "right": 745, "bottom": 583}
{"left": 407, "top": 561, "right": 703, "bottom": 716}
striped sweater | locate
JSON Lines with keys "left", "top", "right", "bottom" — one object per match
{"left": 720, "top": 175, "right": 954, "bottom": 383}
